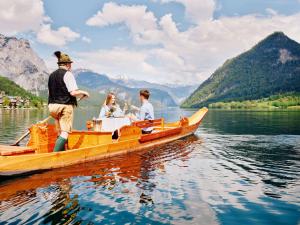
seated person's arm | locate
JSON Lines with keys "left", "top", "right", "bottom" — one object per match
{"left": 123, "top": 103, "right": 128, "bottom": 114}
{"left": 99, "top": 107, "right": 106, "bottom": 118}
{"left": 137, "top": 106, "right": 146, "bottom": 121}
{"left": 128, "top": 106, "right": 145, "bottom": 121}
{"left": 130, "top": 105, "right": 140, "bottom": 111}
{"left": 113, "top": 105, "right": 124, "bottom": 117}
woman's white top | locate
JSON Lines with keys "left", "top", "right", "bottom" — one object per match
{"left": 99, "top": 104, "right": 124, "bottom": 118}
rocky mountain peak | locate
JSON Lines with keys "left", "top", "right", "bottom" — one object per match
{"left": 0, "top": 34, "right": 49, "bottom": 95}
{"left": 253, "top": 31, "right": 300, "bottom": 52}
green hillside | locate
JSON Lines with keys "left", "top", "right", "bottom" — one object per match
{"left": 0, "top": 76, "right": 43, "bottom": 107}
{"left": 182, "top": 32, "right": 300, "bottom": 108}
{"left": 208, "top": 93, "right": 300, "bottom": 110}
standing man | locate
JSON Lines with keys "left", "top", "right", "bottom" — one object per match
{"left": 48, "top": 51, "right": 89, "bottom": 152}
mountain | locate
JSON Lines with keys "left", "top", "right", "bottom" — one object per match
{"left": 73, "top": 70, "right": 177, "bottom": 107}
{"left": 74, "top": 70, "right": 115, "bottom": 88}
{"left": 113, "top": 76, "right": 197, "bottom": 104}
{"left": 0, "top": 34, "right": 49, "bottom": 95}
{"left": 182, "top": 32, "right": 300, "bottom": 108}
{"left": 0, "top": 75, "right": 43, "bottom": 106}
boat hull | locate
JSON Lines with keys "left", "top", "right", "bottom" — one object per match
{"left": 0, "top": 108, "right": 207, "bottom": 176}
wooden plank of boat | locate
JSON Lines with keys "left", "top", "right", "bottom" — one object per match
{"left": 0, "top": 108, "right": 208, "bottom": 176}
{"left": 0, "top": 145, "right": 36, "bottom": 156}
{"left": 139, "top": 127, "right": 182, "bottom": 143}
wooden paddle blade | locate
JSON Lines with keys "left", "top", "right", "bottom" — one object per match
{"left": 10, "top": 131, "right": 30, "bottom": 146}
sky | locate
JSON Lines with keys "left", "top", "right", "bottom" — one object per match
{"left": 0, "top": 0, "right": 300, "bottom": 85}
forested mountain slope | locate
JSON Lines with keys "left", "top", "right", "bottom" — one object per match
{"left": 182, "top": 32, "right": 300, "bottom": 108}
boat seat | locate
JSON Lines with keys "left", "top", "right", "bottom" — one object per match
{"left": 139, "top": 127, "right": 182, "bottom": 143}
{"left": 132, "top": 118, "right": 164, "bottom": 130}
{"left": 154, "top": 126, "right": 176, "bottom": 130}
{"left": 0, "top": 145, "right": 36, "bottom": 156}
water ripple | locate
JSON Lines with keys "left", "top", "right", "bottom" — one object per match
{"left": 1, "top": 109, "right": 300, "bottom": 225}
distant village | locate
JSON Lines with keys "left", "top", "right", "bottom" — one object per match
{"left": 0, "top": 91, "right": 31, "bottom": 109}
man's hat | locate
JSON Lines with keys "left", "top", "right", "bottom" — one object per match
{"left": 54, "top": 51, "right": 73, "bottom": 64}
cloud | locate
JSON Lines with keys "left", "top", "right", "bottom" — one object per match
{"left": 160, "top": 11, "right": 300, "bottom": 82}
{"left": 0, "top": 0, "right": 80, "bottom": 47}
{"left": 59, "top": 0, "right": 300, "bottom": 84}
{"left": 160, "top": 0, "right": 216, "bottom": 23}
{"left": 86, "top": 2, "right": 159, "bottom": 44}
{"left": 0, "top": 0, "right": 45, "bottom": 35}
{"left": 73, "top": 45, "right": 204, "bottom": 84}
{"left": 82, "top": 36, "right": 91, "bottom": 43}
{"left": 36, "top": 24, "right": 80, "bottom": 47}
{"left": 2, "top": 1, "right": 299, "bottom": 84}
{"left": 266, "top": 8, "right": 277, "bottom": 16}
{"left": 85, "top": 2, "right": 300, "bottom": 84}
{"left": 75, "top": 48, "right": 159, "bottom": 80}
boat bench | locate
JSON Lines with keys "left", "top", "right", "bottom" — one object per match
{"left": 0, "top": 145, "right": 36, "bottom": 156}
{"left": 131, "top": 118, "right": 182, "bottom": 143}
{"left": 132, "top": 118, "right": 164, "bottom": 130}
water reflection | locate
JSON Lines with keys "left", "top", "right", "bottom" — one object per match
{"left": 1, "top": 136, "right": 218, "bottom": 224}
{"left": 0, "top": 109, "right": 48, "bottom": 144}
{"left": 41, "top": 182, "right": 79, "bottom": 225}
{"left": 193, "top": 131, "right": 300, "bottom": 225}
{"left": 202, "top": 110, "right": 300, "bottom": 135}
{"left": 0, "top": 108, "right": 300, "bottom": 225}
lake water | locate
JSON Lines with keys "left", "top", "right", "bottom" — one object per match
{"left": 0, "top": 108, "right": 299, "bottom": 225}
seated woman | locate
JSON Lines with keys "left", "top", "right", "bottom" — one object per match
{"left": 99, "top": 93, "right": 126, "bottom": 118}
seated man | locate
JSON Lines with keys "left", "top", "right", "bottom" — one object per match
{"left": 137, "top": 89, "right": 154, "bottom": 134}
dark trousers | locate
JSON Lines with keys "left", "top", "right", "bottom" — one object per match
{"left": 142, "top": 130, "right": 152, "bottom": 134}
{"left": 112, "top": 130, "right": 119, "bottom": 139}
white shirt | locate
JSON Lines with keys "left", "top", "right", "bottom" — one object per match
{"left": 138, "top": 100, "right": 154, "bottom": 121}
{"left": 138, "top": 100, "right": 154, "bottom": 132}
{"left": 63, "top": 71, "right": 78, "bottom": 92}
{"left": 99, "top": 104, "right": 124, "bottom": 118}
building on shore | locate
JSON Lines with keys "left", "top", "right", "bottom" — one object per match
{"left": 8, "top": 97, "right": 17, "bottom": 108}
{"left": 0, "top": 91, "right": 31, "bottom": 108}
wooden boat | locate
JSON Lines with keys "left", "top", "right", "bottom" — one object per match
{"left": 0, "top": 108, "right": 208, "bottom": 176}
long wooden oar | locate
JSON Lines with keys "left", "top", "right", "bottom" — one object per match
{"left": 11, "top": 96, "right": 86, "bottom": 146}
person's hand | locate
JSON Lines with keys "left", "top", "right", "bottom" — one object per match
{"left": 126, "top": 113, "right": 136, "bottom": 120}
{"left": 123, "top": 103, "right": 128, "bottom": 112}
{"left": 70, "top": 89, "right": 90, "bottom": 98}
{"left": 130, "top": 105, "right": 139, "bottom": 111}
{"left": 82, "top": 91, "right": 90, "bottom": 98}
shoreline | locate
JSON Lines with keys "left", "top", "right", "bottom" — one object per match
{"left": 0, "top": 107, "right": 47, "bottom": 110}
{"left": 1, "top": 106, "right": 300, "bottom": 113}
{"left": 208, "top": 106, "right": 300, "bottom": 111}
{"left": 180, "top": 107, "right": 300, "bottom": 112}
